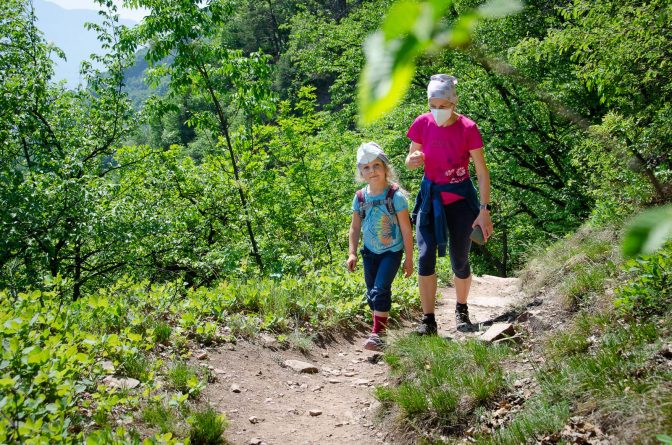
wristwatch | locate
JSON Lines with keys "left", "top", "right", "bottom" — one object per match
{"left": 479, "top": 203, "right": 491, "bottom": 211}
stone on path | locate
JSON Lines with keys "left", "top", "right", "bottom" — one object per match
{"left": 479, "top": 323, "right": 515, "bottom": 343}
{"left": 260, "top": 334, "right": 280, "bottom": 350}
{"left": 284, "top": 359, "right": 318, "bottom": 373}
{"left": 230, "top": 383, "right": 241, "bottom": 393}
{"left": 309, "top": 409, "right": 323, "bottom": 416}
{"left": 102, "top": 376, "right": 140, "bottom": 389}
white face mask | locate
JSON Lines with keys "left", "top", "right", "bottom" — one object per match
{"left": 431, "top": 108, "right": 452, "bottom": 126}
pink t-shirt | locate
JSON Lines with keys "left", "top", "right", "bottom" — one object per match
{"left": 407, "top": 113, "right": 484, "bottom": 204}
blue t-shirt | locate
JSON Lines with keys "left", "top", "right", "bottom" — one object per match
{"left": 352, "top": 186, "right": 409, "bottom": 254}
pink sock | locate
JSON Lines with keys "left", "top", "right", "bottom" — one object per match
{"left": 372, "top": 315, "right": 388, "bottom": 334}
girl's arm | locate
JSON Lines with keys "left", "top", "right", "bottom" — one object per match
{"left": 346, "top": 212, "right": 362, "bottom": 272}
{"left": 470, "top": 148, "right": 494, "bottom": 241}
{"left": 405, "top": 141, "right": 424, "bottom": 169}
{"left": 397, "top": 208, "right": 414, "bottom": 277}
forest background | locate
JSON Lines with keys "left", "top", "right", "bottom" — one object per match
{"left": 0, "top": 0, "right": 670, "bottom": 443}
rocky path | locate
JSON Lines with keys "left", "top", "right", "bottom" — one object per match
{"left": 201, "top": 275, "right": 524, "bottom": 445}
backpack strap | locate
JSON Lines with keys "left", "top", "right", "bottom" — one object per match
{"left": 356, "top": 188, "right": 366, "bottom": 220}
{"left": 384, "top": 183, "right": 399, "bottom": 216}
{"left": 356, "top": 184, "right": 399, "bottom": 221}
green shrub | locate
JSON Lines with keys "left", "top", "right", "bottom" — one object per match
{"left": 615, "top": 245, "right": 672, "bottom": 318}
{"left": 189, "top": 407, "right": 228, "bottom": 445}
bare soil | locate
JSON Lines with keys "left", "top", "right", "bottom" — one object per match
{"left": 196, "top": 275, "right": 526, "bottom": 445}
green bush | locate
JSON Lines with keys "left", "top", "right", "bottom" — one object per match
{"left": 615, "top": 245, "right": 672, "bottom": 318}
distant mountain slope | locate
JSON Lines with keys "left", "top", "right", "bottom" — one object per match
{"left": 34, "top": 0, "right": 137, "bottom": 88}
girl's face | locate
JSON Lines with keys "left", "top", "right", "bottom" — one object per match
{"left": 428, "top": 97, "right": 455, "bottom": 111}
{"left": 359, "top": 158, "right": 387, "bottom": 186}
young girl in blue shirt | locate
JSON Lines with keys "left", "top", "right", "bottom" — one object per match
{"left": 346, "top": 142, "right": 414, "bottom": 351}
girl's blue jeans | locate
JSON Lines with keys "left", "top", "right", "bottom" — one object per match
{"left": 361, "top": 246, "right": 403, "bottom": 313}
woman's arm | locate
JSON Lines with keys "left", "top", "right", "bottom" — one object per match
{"left": 397, "top": 208, "right": 414, "bottom": 277}
{"left": 405, "top": 141, "right": 424, "bottom": 169}
{"left": 346, "top": 212, "right": 362, "bottom": 272}
{"left": 470, "top": 148, "right": 494, "bottom": 241}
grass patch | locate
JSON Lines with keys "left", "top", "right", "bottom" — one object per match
{"left": 167, "top": 361, "right": 202, "bottom": 397}
{"left": 475, "top": 398, "right": 569, "bottom": 445}
{"left": 285, "top": 330, "right": 315, "bottom": 352}
{"left": 189, "top": 406, "right": 228, "bottom": 445}
{"left": 119, "top": 352, "right": 152, "bottom": 381}
{"left": 519, "top": 225, "right": 618, "bottom": 297}
{"left": 377, "top": 335, "right": 510, "bottom": 434}
{"left": 153, "top": 321, "right": 172, "bottom": 345}
{"left": 560, "top": 263, "right": 611, "bottom": 309}
{"left": 141, "top": 400, "right": 182, "bottom": 435}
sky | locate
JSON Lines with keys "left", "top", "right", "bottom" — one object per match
{"left": 43, "top": 0, "right": 149, "bottom": 23}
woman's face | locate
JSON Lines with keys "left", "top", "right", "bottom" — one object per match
{"left": 428, "top": 97, "right": 455, "bottom": 110}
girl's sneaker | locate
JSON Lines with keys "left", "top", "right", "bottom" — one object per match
{"left": 363, "top": 333, "right": 384, "bottom": 351}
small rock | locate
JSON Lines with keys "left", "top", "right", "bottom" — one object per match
{"left": 311, "top": 385, "right": 324, "bottom": 392}
{"left": 260, "top": 334, "right": 280, "bottom": 350}
{"left": 321, "top": 352, "right": 329, "bottom": 358}
{"left": 344, "top": 372, "right": 356, "bottom": 377}
{"left": 328, "top": 379, "right": 342, "bottom": 384}
{"left": 195, "top": 351, "right": 208, "bottom": 360}
{"left": 102, "top": 376, "right": 140, "bottom": 390}
{"left": 353, "top": 379, "right": 371, "bottom": 386}
{"left": 230, "top": 384, "right": 241, "bottom": 393}
{"left": 479, "top": 323, "right": 515, "bottom": 343}
{"left": 100, "top": 360, "right": 115, "bottom": 372}
{"left": 248, "top": 416, "right": 261, "bottom": 424}
{"left": 214, "top": 368, "right": 226, "bottom": 374}
{"left": 309, "top": 409, "right": 322, "bottom": 417}
{"left": 248, "top": 438, "right": 263, "bottom": 445}
{"left": 284, "top": 359, "right": 319, "bottom": 374}
{"left": 515, "top": 311, "right": 530, "bottom": 323}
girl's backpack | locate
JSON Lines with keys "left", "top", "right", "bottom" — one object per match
{"left": 356, "top": 183, "right": 399, "bottom": 221}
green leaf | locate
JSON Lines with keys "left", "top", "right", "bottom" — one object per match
{"left": 382, "top": 1, "right": 421, "bottom": 40}
{"left": 358, "top": 31, "right": 421, "bottom": 125}
{"left": 622, "top": 206, "right": 672, "bottom": 257}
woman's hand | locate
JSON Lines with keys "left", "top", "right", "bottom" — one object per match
{"left": 406, "top": 150, "right": 425, "bottom": 169}
{"left": 346, "top": 253, "right": 358, "bottom": 272}
{"left": 473, "top": 210, "right": 494, "bottom": 241}
{"left": 403, "top": 257, "right": 414, "bottom": 278}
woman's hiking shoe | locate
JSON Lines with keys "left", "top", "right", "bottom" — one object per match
{"left": 363, "top": 333, "right": 384, "bottom": 351}
{"left": 455, "top": 306, "right": 473, "bottom": 332}
{"left": 413, "top": 320, "right": 438, "bottom": 336}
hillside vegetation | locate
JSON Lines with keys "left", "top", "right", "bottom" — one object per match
{"left": 0, "top": 0, "right": 670, "bottom": 443}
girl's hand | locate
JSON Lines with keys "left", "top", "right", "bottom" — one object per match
{"left": 403, "top": 257, "right": 414, "bottom": 278}
{"left": 473, "top": 210, "right": 494, "bottom": 241}
{"left": 346, "top": 254, "right": 358, "bottom": 272}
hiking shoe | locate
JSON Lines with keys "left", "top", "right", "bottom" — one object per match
{"left": 363, "top": 333, "right": 384, "bottom": 351}
{"left": 455, "top": 307, "right": 473, "bottom": 332}
{"left": 413, "top": 320, "right": 438, "bottom": 336}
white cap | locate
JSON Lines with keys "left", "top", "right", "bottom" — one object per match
{"left": 357, "top": 142, "right": 390, "bottom": 166}
{"left": 427, "top": 74, "right": 458, "bottom": 102}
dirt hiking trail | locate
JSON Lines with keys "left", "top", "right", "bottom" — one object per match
{"left": 202, "top": 275, "right": 524, "bottom": 445}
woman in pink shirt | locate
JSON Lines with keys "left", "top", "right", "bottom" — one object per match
{"left": 405, "top": 74, "right": 494, "bottom": 334}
